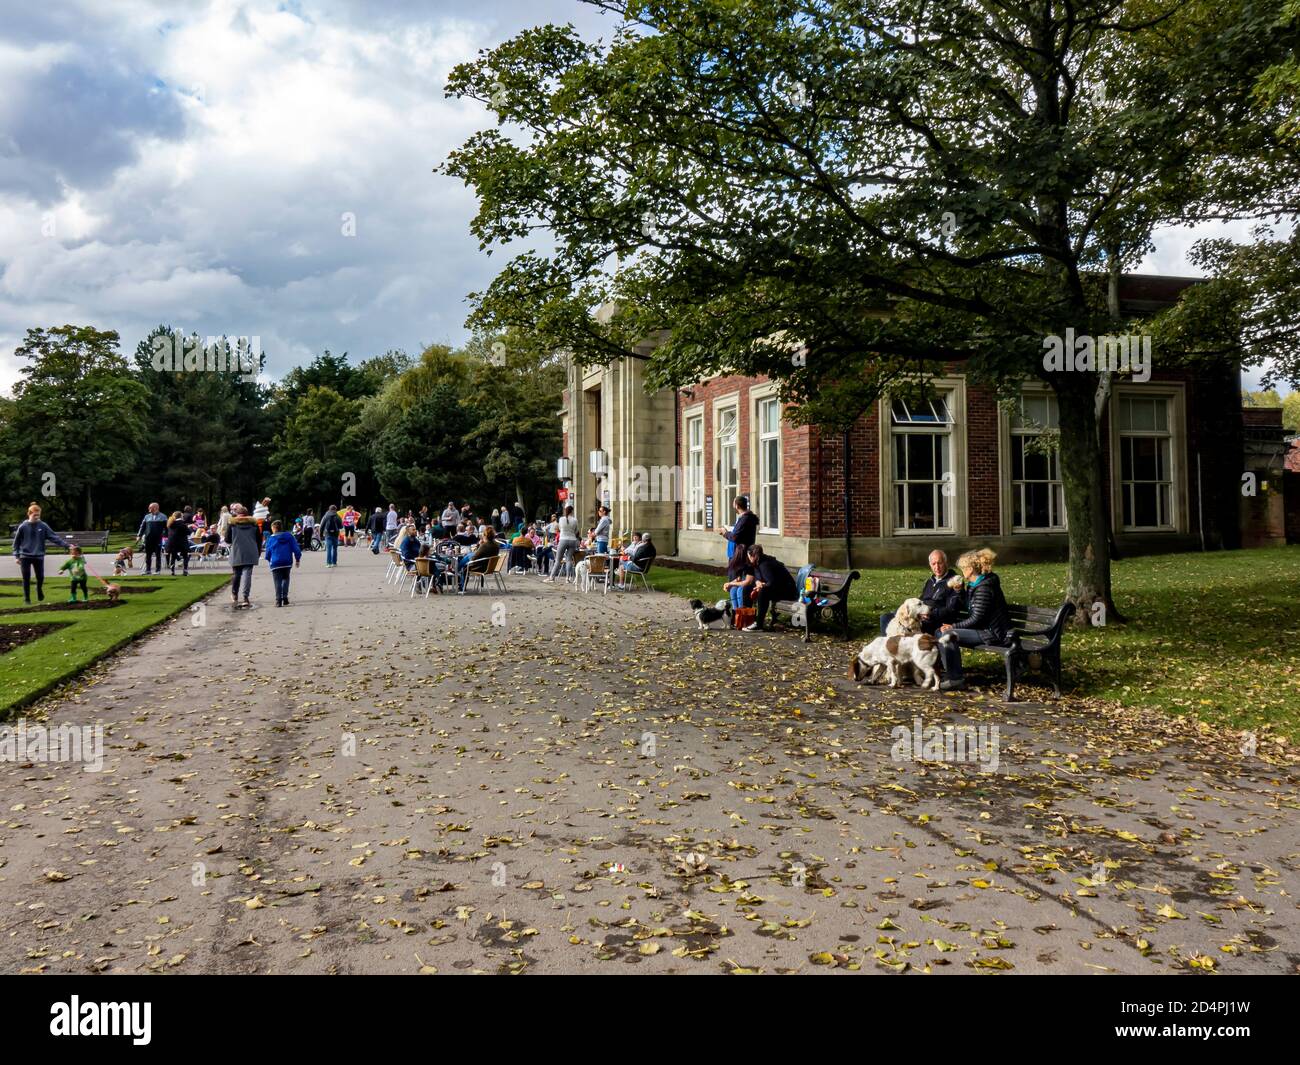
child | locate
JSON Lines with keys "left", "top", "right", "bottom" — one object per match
{"left": 263, "top": 519, "right": 302, "bottom": 607}
{"left": 60, "top": 545, "right": 90, "bottom": 603}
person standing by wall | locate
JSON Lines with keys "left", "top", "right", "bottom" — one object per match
{"left": 137, "top": 502, "right": 168, "bottom": 575}
{"left": 226, "top": 504, "right": 263, "bottom": 609}
{"left": 11, "top": 503, "right": 68, "bottom": 604}
{"left": 264, "top": 519, "right": 302, "bottom": 607}
{"left": 319, "top": 504, "right": 343, "bottom": 567}
{"left": 719, "top": 495, "right": 758, "bottom": 561}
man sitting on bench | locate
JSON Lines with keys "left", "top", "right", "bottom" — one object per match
{"left": 743, "top": 544, "right": 797, "bottom": 632}
{"left": 880, "top": 548, "right": 964, "bottom": 635}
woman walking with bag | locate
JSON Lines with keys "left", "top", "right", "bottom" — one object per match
{"left": 226, "top": 504, "right": 263, "bottom": 609}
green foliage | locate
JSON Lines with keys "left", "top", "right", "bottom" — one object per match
{"left": 6, "top": 326, "right": 149, "bottom": 526}
{"left": 267, "top": 386, "right": 367, "bottom": 511}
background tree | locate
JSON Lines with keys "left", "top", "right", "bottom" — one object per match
{"left": 444, "top": 0, "right": 1297, "bottom": 619}
{"left": 266, "top": 386, "right": 367, "bottom": 515}
{"left": 8, "top": 325, "right": 149, "bottom": 527}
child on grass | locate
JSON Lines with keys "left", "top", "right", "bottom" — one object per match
{"left": 59, "top": 545, "right": 89, "bottom": 603}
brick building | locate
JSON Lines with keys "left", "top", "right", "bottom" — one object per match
{"left": 558, "top": 277, "right": 1247, "bottom": 567}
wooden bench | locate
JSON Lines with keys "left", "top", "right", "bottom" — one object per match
{"left": 773, "top": 568, "right": 860, "bottom": 642}
{"left": 4, "top": 527, "right": 110, "bottom": 552}
{"left": 961, "top": 601, "right": 1075, "bottom": 700}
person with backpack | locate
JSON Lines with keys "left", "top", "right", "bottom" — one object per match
{"left": 12, "top": 502, "right": 68, "bottom": 604}
{"left": 264, "top": 519, "right": 302, "bottom": 607}
{"left": 366, "top": 507, "right": 385, "bottom": 552}
{"left": 319, "top": 504, "right": 344, "bottom": 567}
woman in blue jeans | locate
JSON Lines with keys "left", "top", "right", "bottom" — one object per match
{"left": 723, "top": 548, "right": 753, "bottom": 610}
{"left": 937, "top": 548, "right": 1013, "bottom": 692}
{"left": 593, "top": 505, "right": 611, "bottom": 556}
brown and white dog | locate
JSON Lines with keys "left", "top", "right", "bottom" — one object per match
{"left": 851, "top": 632, "right": 952, "bottom": 690}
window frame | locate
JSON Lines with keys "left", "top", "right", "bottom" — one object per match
{"left": 752, "top": 388, "right": 783, "bottom": 534}
{"left": 885, "top": 385, "right": 961, "bottom": 536}
{"left": 1112, "top": 390, "right": 1180, "bottom": 532}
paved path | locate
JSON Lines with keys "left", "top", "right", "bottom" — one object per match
{"left": 1, "top": 548, "right": 1296, "bottom": 974}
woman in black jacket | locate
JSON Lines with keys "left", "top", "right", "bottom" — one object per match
{"left": 166, "top": 511, "right": 191, "bottom": 576}
{"left": 937, "top": 548, "right": 1013, "bottom": 691}
{"left": 743, "top": 544, "right": 797, "bottom": 631}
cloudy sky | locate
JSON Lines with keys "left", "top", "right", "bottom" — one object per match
{"left": 0, "top": 0, "right": 1278, "bottom": 394}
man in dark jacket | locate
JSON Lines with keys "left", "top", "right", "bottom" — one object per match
{"left": 718, "top": 495, "right": 758, "bottom": 561}
{"left": 880, "top": 549, "right": 965, "bottom": 635}
{"left": 743, "top": 544, "right": 797, "bottom": 631}
{"left": 319, "top": 505, "right": 344, "bottom": 567}
{"left": 137, "top": 503, "right": 168, "bottom": 575}
{"left": 366, "top": 507, "right": 385, "bottom": 553}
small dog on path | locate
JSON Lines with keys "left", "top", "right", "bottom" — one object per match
{"left": 689, "top": 598, "right": 733, "bottom": 630}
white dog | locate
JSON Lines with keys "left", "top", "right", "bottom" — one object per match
{"left": 574, "top": 557, "right": 591, "bottom": 589}
{"left": 852, "top": 632, "right": 953, "bottom": 689}
{"left": 886, "top": 597, "right": 930, "bottom": 637}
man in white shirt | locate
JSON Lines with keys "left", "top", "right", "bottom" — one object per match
{"left": 384, "top": 504, "right": 399, "bottom": 547}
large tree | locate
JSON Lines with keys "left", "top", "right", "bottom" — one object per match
{"left": 443, "top": 0, "right": 1297, "bottom": 619}
{"left": 8, "top": 325, "right": 149, "bottom": 527}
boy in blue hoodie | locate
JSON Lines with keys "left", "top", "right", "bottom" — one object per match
{"left": 263, "top": 520, "right": 302, "bottom": 607}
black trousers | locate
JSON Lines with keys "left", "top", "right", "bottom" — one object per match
{"left": 167, "top": 545, "right": 189, "bottom": 573}
{"left": 18, "top": 557, "right": 44, "bottom": 601}
{"left": 144, "top": 541, "right": 163, "bottom": 572}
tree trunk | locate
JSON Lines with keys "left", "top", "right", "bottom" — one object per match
{"left": 1055, "top": 374, "right": 1124, "bottom": 625}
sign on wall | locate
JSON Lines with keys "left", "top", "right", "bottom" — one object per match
{"left": 705, "top": 494, "right": 714, "bottom": 529}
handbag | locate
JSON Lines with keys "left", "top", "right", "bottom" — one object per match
{"left": 733, "top": 606, "right": 757, "bottom": 630}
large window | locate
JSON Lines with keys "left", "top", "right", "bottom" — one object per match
{"left": 757, "top": 397, "right": 782, "bottom": 532}
{"left": 1118, "top": 395, "right": 1173, "bottom": 529}
{"left": 716, "top": 405, "right": 739, "bottom": 524}
{"left": 1010, "top": 392, "right": 1065, "bottom": 530}
{"left": 686, "top": 413, "right": 704, "bottom": 528}
{"left": 891, "top": 394, "right": 953, "bottom": 532}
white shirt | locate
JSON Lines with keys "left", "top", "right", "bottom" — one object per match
{"left": 385, "top": 509, "right": 399, "bottom": 531}
{"left": 558, "top": 516, "right": 579, "bottom": 541}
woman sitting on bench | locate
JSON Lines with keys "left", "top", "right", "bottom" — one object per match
{"left": 936, "top": 548, "right": 1013, "bottom": 692}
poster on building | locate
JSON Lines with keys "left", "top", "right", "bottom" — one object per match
{"left": 705, "top": 494, "right": 714, "bottom": 528}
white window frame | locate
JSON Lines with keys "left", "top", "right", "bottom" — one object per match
{"left": 888, "top": 390, "right": 957, "bottom": 535}
{"left": 753, "top": 389, "right": 783, "bottom": 534}
{"left": 714, "top": 398, "right": 740, "bottom": 529}
{"left": 1008, "top": 389, "right": 1067, "bottom": 532}
{"left": 1113, "top": 390, "right": 1178, "bottom": 532}
{"left": 685, "top": 408, "right": 705, "bottom": 529}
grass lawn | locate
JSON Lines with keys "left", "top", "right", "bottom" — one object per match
{"left": 0, "top": 569, "right": 230, "bottom": 717}
{"left": 648, "top": 545, "right": 1300, "bottom": 741}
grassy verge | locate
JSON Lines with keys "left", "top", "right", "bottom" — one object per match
{"left": 648, "top": 546, "right": 1300, "bottom": 741}
{"left": 0, "top": 570, "right": 230, "bottom": 717}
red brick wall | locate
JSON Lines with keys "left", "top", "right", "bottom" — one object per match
{"left": 677, "top": 374, "right": 812, "bottom": 535}
{"left": 967, "top": 383, "right": 1001, "bottom": 537}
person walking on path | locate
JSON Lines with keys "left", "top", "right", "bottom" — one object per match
{"left": 137, "top": 502, "right": 168, "bottom": 575}
{"left": 226, "top": 504, "right": 263, "bottom": 609}
{"left": 263, "top": 519, "right": 302, "bottom": 607}
{"left": 544, "top": 505, "right": 581, "bottom": 583}
{"left": 11, "top": 503, "right": 68, "bottom": 604}
{"left": 59, "top": 545, "right": 90, "bottom": 603}
{"left": 366, "top": 507, "right": 385, "bottom": 552}
{"left": 165, "top": 510, "right": 191, "bottom": 576}
{"left": 319, "top": 505, "right": 343, "bottom": 567}
{"left": 384, "top": 504, "right": 399, "bottom": 548}
{"left": 216, "top": 505, "right": 231, "bottom": 543}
